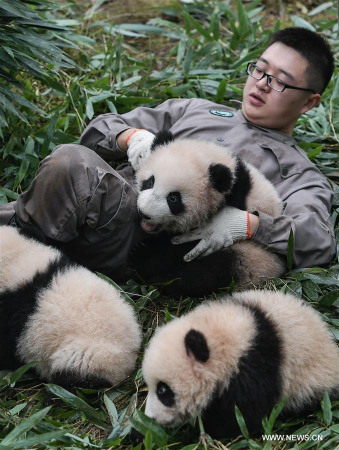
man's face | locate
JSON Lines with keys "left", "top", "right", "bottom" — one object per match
{"left": 242, "top": 42, "right": 318, "bottom": 135}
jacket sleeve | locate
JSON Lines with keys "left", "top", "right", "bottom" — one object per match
{"left": 79, "top": 98, "right": 192, "bottom": 161}
{"left": 252, "top": 176, "right": 336, "bottom": 268}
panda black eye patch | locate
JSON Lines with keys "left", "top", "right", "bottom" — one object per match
{"left": 156, "top": 381, "right": 175, "bottom": 407}
{"left": 141, "top": 175, "right": 155, "bottom": 191}
{"left": 166, "top": 191, "right": 185, "bottom": 215}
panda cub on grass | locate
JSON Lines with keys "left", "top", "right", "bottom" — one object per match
{"left": 142, "top": 290, "right": 339, "bottom": 438}
{"left": 130, "top": 132, "right": 284, "bottom": 297}
{"left": 0, "top": 226, "right": 141, "bottom": 388}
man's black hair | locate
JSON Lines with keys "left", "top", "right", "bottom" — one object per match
{"left": 267, "top": 27, "right": 334, "bottom": 94}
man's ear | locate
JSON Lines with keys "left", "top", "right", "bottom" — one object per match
{"left": 151, "top": 130, "right": 174, "bottom": 151}
{"left": 301, "top": 93, "right": 321, "bottom": 114}
{"left": 185, "top": 329, "right": 209, "bottom": 363}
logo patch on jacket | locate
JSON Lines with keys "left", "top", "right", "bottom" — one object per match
{"left": 209, "top": 109, "right": 234, "bottom": 118}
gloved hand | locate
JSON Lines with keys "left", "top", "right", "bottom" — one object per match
{"left": 126, "top": 129, "right": 156, "bottom": 171}
{"left": 171, "top": 206, "right": 251, "bottom": 262}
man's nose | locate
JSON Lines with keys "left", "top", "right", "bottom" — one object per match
{"left": 256, "top": 75, "right": 271, "bottom": 91}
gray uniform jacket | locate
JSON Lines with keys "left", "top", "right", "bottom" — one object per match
{"left": 80, "top": 98, "right": 336, "bottom": 268}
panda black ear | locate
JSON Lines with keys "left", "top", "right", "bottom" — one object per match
{"left": 185, "top": 329, "right": 209, "bottom": 363}
{"left": 209, "top": 163, "right": 233, "bottom": 193}
{"left": 151, "top": 130, "right": 175, "bottom": 151}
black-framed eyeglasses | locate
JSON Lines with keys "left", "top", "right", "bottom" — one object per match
{"left": 246, "top": 62, "right": 316, "bottom": 94}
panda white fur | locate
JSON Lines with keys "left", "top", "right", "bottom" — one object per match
{"left": 142, "top": 290, "right": 339, "bottom": 438}
{"left": 129, "top": 131, "right": 284, "bottom": 297}
{"left": 0, "top": 226, "right": 141, "bottom": 388}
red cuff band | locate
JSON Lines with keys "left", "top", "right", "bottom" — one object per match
{"left": 246, "top": 211, "right": 252, "bottom": 239}
{"left": 126, "top": 129, "right": 145, "bottom": 145}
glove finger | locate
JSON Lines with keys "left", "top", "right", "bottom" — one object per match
{"left": 184, "top": 240, "right": 208, "bottom": 262}
{"left": 172, "top": 230, "right": 202, "bottom": 245}
{"left": 197, "top": 244, "right": 220, "bottom": 259}
{"left": 196, "top": 237, "right": 234, "bottom": 260}
{"left": 130, "top": 159, "right": 140, "bottom": 172}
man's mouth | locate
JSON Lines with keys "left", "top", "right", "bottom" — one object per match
{"left": 249, "top": 93, "right": 265, "bottom": 105}
{"left": 140, "top": 219, "right": 160, "bottom": 233}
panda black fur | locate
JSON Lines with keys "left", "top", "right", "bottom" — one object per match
{"left": 129, "top": 131, "right": 285, "bottom": 298}
{"left": 142, "top": 290, "right": 339, "bottom": 438}
{"left": 0, "top": 226, "right": 141, "bottom": 388}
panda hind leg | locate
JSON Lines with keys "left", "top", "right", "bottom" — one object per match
{"left": 44, "top": 339, "right": 130, "bottom": 389}
{"left": 50, "top": 370, "right": 111, "bottom": 389}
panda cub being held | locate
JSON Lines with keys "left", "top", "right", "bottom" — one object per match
{"left": 130, "top": 132, "right": 284, "bottom": 297}
{"left": 142, "top": 290, "right": 339, "bottom": 438}
{"left": 0, "top": 226, "right": 141, "bottom": 388}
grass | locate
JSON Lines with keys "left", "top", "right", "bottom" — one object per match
{"left": 0, "top": 0, "right": 338, "bottom": 448}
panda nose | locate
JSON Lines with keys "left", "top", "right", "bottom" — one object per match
{"left": 138, "top": 209, "right": 151, "bottom": 220}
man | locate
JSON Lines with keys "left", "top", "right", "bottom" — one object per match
{"left": 0, "top": 27, "right": 336, "bottom": 279}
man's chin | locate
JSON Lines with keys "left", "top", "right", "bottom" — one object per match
{"left": 242, "top": 103, "right": 268, "bottom": 125}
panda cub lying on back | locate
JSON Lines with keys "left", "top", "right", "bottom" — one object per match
{"left": 130, "top": 132, "right": 284, "bottom": 297}
{"left": 142, "top": 290, "right": 339, "bottom": 438}
{"left": 0, "top": 226, "right": 141, "bottom": 388}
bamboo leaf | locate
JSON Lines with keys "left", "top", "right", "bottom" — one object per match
{"left": 318, "top": 290, "right": 339, "bottom": 307}
{"left": 7, "top": 431, "right": 67, "bottom": 448}
{"left": 11, "top": 33, "right": 62, "bottom": 54}
{"left": 144, "top": 429, "right": 153, "bottom": 450}
{"left": 114, "top": 76, "right": 141, "bottom": 89}
{"left": 96, "top": 272, "right": 136, "bottom": 308}
{"left": 0, "top": 88, "right": 43, "bottom": 113}
{"left": 183, "top": 12, "right": 211, "bottom": 41}
{"left": 129, "top": 410, "right": 169, "bottom": 447}
{"left": 308, "top": 2, "right": 334, "bottom": 16}
{"left": 6, "top": 361, "right": 39, "bottom": 386}
{"left": 1, "top": 406, "right": 52, "bottom": 446}
{"left": 177, "top": 37, "right": 188, "bottom": 65}
{"left": 17, "top": 19, "right": 69, "bottom": 31}
{"left": 183, "top": 44, "right": 193, "bottom": 74}
{"left": 330, "top": 73, "right": 339, "bottom": 104}
{"left": 0, "top": 91, "right": 27, "bottom": 121}
{"left": 41, "top": 110, "right": 59, "bottom": 157}
{"left": 86, "top": 98, "right": 94, "bottom": 120}
{"left": 0, "top": 0, "right": 31, "bottom": 18}
{"left": 104, "top": 394, "right": 119, "bottom": 428}
{"left": 110, "top": 23, "right": 170, "bottom": 38}
{"left": 306, "top": 144, "right": 323, "bottom": 161}
{"left": 215, "top": 79, "right": 227, "bottom": 103}
{"left": 42, "top": 76, "right": 66, "bottom": 93}
{"left": 90, "top": 92, "right": 114, "bottom": 103}
{"left": 237, "top": 0, "right": 250, "bottom": 38}
{"left": 264, "top": 398, "right": 287, "bottom": 434}
{"left": 290, "top": 15, "right": 316, "bottom": 31}
{"left": 209, "top": 12, "right": 220, "bottom": 41}
{"left": 164, "top": 309, "right": 174, "bottom": 322}
{"left": 45, "top": 384, "right": 108, "bottom": 428}
{"left": 14, "top": 158, "right": 29, "bottom": 189}
{"left": 322, "top": 391, "right": 332, "bottom": 426}
{"left": 234, "top": 404, "right": 249, "bottom": 439}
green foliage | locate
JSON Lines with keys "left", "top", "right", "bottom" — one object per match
{"left": 0, "top": 0, "right": 338, "bottom": 449}
{"left": 0, "top": 0, "right": 76, "bottom": 128}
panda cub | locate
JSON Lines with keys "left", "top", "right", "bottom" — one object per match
{"left": 130, "top": 132, "right": 284, "bottom": 297}
{"left": 0, "top": 226, "right": 141, "bottom": 388}
{"left": 142, "top": 290, "right": 339, "bottom": 438}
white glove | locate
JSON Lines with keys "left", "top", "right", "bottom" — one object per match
{"left": 171, "top": 206, "right": 250, "bottom": 262}
{"left": 126, "top": 129, "right": 155, "bottom": 171}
